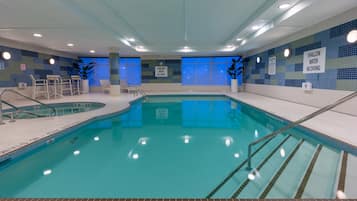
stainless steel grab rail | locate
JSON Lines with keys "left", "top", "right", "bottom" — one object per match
{"left": 2, "top": 99, "right": 47, "bottom": 118}
{"left": 0, "top": 89, "right": 57, "bottom": 124}
{"left": 247, "top": 90, "right": 357, "bottom": 169}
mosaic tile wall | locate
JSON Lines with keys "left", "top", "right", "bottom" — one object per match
{"left": 244, "top": 19, "right": 357, "bottom": 91}
{"left": 141, "top": 59, "right": 181, "bottom": 83}
{"left": 0, "top": 45, "right": 77, "bottom": 87}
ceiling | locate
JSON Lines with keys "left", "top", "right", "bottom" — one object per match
{"left": 0, "top": 0, "right": 356, "bottom": 57}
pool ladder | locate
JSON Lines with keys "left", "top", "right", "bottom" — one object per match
{"left": 247, "top": 90, "right": 357, "bottom": 170}
{"left": 0, "top": 89, "right": 57, "bottom": 124}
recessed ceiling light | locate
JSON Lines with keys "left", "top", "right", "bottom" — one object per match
{"left": 236, "top": 38, "right": 243, "bottom": 41}
{"left": 220, "top": 45, "right": 236, "bottom": 52}
{"left": 252, "top": 25, "right": 263, "bottom": 31}
{"left": 135, "top": 46, "right": 149, "bottom": 52}
{"left": 67, "top": 43, "right": 74, "bottom": 47}
{"left": 127, "top": 38, "right": 135, "bottom": 42}
{"left": 2, "top": 51, "right": 11, "bottom": 60}
{"left": 178, "top": 47, "right": 194, "bottom": 53}
{"left": 279, "top": 3, "right": 291, "bottom": 9}
{"left": 89, "top": 50, "right": 96, "bottom": 54}
{"left": 241, "top": 40, "right": 247, "bottom": 45}
{"left": 33, "top": 33, "right": 43, "bottom": 38}
{"left": 121, "top": 39, "right": 131, "bottom": 47}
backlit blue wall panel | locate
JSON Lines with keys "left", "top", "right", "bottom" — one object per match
{"left": 119, "top": 58, "right": 141, "bottom": 86}
{"left": 81, "top": 57, "right": 109, "bottom": 87}
{"left": 182, "top": 56, "right": 241, "bottom": 85}
{"left": 81, "top": 57, "right": 141, "bottom": 87}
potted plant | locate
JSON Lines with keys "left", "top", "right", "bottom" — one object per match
{"left": 72, "top": 59, "right": 95, "bottom": 94}
{"left": 227, "top": 57, "right": 243, "bottom": 93}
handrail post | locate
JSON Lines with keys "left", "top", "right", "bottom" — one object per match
{"left": 0, "top": 95, "right": 4, "bottom": 125}
{"left": 247, "top": 144, "right": 252, "bottom": 170}
{"left": 0, "top": 95, "right": 5, "bottom": 125}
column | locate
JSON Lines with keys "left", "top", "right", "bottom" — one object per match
{"left": 109, "top": 49, "right": 120, "bottom": 95}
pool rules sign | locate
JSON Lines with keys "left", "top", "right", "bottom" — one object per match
{"left": 155, "top": 66, "right": 168, "bottom": 77}
{"left": 303, "top": 47, "right": 326, "bottom": 74}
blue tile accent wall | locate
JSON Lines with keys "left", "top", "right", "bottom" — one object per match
{"left": 338, "top": 44, "right": 357, "bottom": 57}
{"left": 244, "top": 19, "right": 357, "bottom": 91}
{"left": 0, "top": 45, "right": 77, "bottom": 87}
{"left": 295, "top": 42, "right": 322, "bottom": 56}
{"left": 337, "top": 68, "right": 357, "bottom": 80}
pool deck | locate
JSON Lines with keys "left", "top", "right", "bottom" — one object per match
{"left": 1, "top": 91, "right": 356, "bottom": 159}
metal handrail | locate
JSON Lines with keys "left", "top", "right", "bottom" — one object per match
{"left": 0, "top": 89, "right": 56, "bottom": 124}
{"left": 247, "top": 90, "right": 357, "bottom": 169}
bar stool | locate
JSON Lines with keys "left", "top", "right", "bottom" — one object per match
{"left": 46, "top": 75, "right": 61, "bottom": 98}
{"left": 30, "top": 74, "right": 49, "bottom": 99}
{"left": 71, "top": 75, "right": 81, "bottom": 95}
{"left": 59, "top": 76, "right": 73, "bottom": 96}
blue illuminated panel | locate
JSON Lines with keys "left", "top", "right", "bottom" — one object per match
{"left": 182, "top": 56, "right": 241, "bottom": 85}
{"left": 119, "top": 58, "right": 141, "bottom": 86}
{"left": 81, "top": 57, "right": 142, "bottom": 87}
{"left": 81, "top": 57, "right": 109, "bottom": 87}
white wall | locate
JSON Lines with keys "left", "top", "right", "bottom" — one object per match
{"left": 244, "top": 83, "right": 357, "bottom": 116}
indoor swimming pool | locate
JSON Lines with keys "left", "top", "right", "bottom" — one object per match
{"left": 0, "top": 95, "right": 351, "bottom": 198}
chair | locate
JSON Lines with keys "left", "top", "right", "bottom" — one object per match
{"left": 46, "top": 75, "right": 61, "bottom": 98}
{"left": 71, "top": 75, "right": 81, "bottom": 95}
{"left": 99, "top": 80, "right": 111, "bottom": 94}
{"left": 120, "top": 80, "right": 139, "bottom": 94}
{"left": 30, "top": 74, "right": 49, "bottom": 99}
{"left": 59, "top": 76, "right": 73, "bottom": 96}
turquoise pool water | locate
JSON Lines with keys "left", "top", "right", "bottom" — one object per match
{"left": 0, "top": 95, "right": 346, "bottom": 198}
{"left": 3, "top": 102, "right": 105, "bottom": 119}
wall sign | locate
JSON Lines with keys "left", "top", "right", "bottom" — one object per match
{"left": 20, "top": 64, "right": 26, "bottom": 71}
{"left": 268, "top": 56, "right": 276, "bottom": 75}
{"left": 303, "top": 47, "right": 326, "bottom": 74}
{"left": 155, "top": 66, "right": 168, "bottom": 77}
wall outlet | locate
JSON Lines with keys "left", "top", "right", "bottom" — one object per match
{"left": 302, "top": 82, "right": 312, "bottom": 91}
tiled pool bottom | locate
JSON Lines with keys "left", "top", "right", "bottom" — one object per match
{"left": 0, "top": 95, "right": 356, "bottom": 198}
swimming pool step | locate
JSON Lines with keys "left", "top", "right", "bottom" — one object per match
{"left": 298, "top": 146, "right": 341, "bottom": 198}
{"left": 260, "top": 140, "right": 317, "bottom": 198}
{"left": 234, "top": 137, "right": 300, "bottom": 198}
{"left": 209, "top": 134, "right": 289, "bottom": 198}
